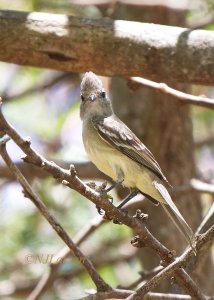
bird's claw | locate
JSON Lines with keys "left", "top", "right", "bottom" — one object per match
{"left": 96, "top": 192, "right": 114, "bottom": 216}
{"left": 133, "top": 209, "right": 148, "bottom": 222}
{"left": 87, "top": 182, "right": 114, "bottom": 215}
{"left": 97, "top": 206, "right": 105, "bottom": 215}
{"left": 86, "top": 181, "right": 115, "bottom": 201}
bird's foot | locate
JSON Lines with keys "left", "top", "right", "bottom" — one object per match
{"left": 86, "top": 182, "right": 130, "bottom": 222}
{"left": 87, "top": 181, "right": 114, "bottom": 198}
{"left": 86, "top": 181, "right": 114, "bottom": 215}
{"left": 86, "top": 181, "right": 114, "bottom": 198}
{"left": 86, "top": 181, "right": 107, "bottom": 193}
{"left": 97, "top": 181, "right": 108, "bottom": 194}
{"left": 133, "top": 209, "right": 148, "bottom": 222}
{"left": 98, "top": 183, "right": 114, "bottom": 215}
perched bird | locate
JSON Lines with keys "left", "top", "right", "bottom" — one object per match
{"left": 80, "top": 71, "right": 195, "bottom": 249}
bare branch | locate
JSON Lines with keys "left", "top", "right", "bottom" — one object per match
{"left": 130, "top": 77, "right": 214, "bottom": 110}
{"left": 0, "top": 102, "right": 207, "bottom": 299}
{"left": 126, "top": 226, "right": 214, "bottom": 300}
{"left": 81, "top": 288, "right": 132, "bottom": 300}
{"left": 81, "top": 291, "right": 213, "bottom": 300}
{"left": 1, "top": 10, "right": 214, "bottom": 84}
{"left": 0, "top": 138, "right": 111, "bottom": 293}
{"left": 196, "top": 203, "right": 214, "bottom": 235}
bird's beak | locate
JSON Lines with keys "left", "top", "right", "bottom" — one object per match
{"left": 89, "top": 94, "right": 96, "bottom": 102}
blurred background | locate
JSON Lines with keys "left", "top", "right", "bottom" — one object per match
{"left": 0, "top": 1, "right": 213, "bottom": 299}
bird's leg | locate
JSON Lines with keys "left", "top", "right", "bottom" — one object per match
{"left": 105, "top": 179, "right": 124, "bottom": 193}
{"left": 97, "top": 179, "right": 124, "bottom": 215}
{"left": 95, "top": 179, "right": 123, "bottom": 197}
{"left": 112, "top": 189, "right": 139, "bottom": 224}
{"left": 105, "top": 168, "right": 124, "bottom": 193}
{"left": 117, "top": 189, "right": 139, "bottom": 209}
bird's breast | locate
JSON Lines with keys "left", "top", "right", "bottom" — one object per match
{"left": 82, "top": 121, "right": 118, "bottom": 180}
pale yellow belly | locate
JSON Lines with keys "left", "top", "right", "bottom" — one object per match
{"left": 82, "top": 121, "right": 163, "bottom": 202}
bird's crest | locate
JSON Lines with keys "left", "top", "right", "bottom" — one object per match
{"left": 81, "top": 72, "right": 103, "bottom": 94}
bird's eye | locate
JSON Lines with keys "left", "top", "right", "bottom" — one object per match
{"left": 101, "top": 91, "right": 106, "bottom": 98}
{"left": 81, "top": 94, "right": 84, "bottom": 101}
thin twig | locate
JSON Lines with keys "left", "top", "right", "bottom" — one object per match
{"left": 0, "top": 137, "right": 111, "bottom": 293}
{"left": 196, "top": 203, "right": 214, "bottom": 235}
{"left": 0, "top": 102, "right": 206, "bottom": 299}
{"left": 81, "top": 288, "right": 133, "bottom": 300}
{"left": 130, "top": 77, "right": 214, "bottom": 110}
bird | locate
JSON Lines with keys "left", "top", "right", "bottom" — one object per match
{"left": 80, "top": 71, "right": 195, "bottom": 250}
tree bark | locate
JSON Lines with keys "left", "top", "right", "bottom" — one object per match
{"left": 108, "top": 1, "right": 213, "bottom": 295}
{"left": 1, "top": 10, "right": 214, "bottom": 84}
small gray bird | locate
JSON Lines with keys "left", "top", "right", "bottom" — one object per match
{"left": 80, "top": 71, "right": 195, "bottom": 249}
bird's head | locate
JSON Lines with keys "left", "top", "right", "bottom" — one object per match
{"left": 80, "top": 71, "right": 113, "bottom": 120}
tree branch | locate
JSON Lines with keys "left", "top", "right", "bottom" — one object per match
{"left": 126, "top": 226, "right": 214, "bottom": 300}
{"left": 1, "top": 10, "right": 214, "bottom": 84}
{"left": 129, "top": 77, "right": 214, "bottom": 110}
{"left": 196, "top": 203, "right": 214, "bottom": 235}
{"left": 81, "top": 291, "right": 213, "bottom": 300}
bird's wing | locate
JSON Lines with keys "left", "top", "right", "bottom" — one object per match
{"left": 92, "top": 115, "right": 168, "bottom": 183}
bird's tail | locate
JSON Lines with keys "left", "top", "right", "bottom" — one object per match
{"left": 154, "top": 181, "right": 196, "bottom": 252}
